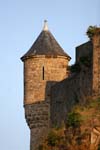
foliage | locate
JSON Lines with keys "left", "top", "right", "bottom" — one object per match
{"left": 86, "top": 97, "right": 100, "bottom": 110}
{"left": 38, "top": 97, "right": 100, "bottom": 150}
{"left": 86, "top": 26, "right": 100, "bottom": 39}
{"left": 52, "top": 122, "right": 65, "bottom": 130}
{"left": 66, "top": 112, "right": 82, "bottom": 128}
{"left": 47, "top": 130, "right": 61, "bottom": 147}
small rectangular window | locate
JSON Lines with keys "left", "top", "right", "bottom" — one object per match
{"left": 43, "top": 66, "right": 44, "bottom": 80}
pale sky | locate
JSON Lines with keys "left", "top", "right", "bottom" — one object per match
{"left": 0, "top": 0, "right": 100, "bottom": 150}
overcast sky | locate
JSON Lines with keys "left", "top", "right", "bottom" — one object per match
{"left": 0, "top": 0, "right": 100, "bottom": 150}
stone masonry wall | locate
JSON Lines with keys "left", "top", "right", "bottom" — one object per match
{"left": 51, "top": 67, "right": 92, "bottom": 127}
{"left": 51, "top": 43, "right": 93, "bottom": 127}
{"left": 23, "top": 55, "right": 69, "bottom": 150}
{"left": 25, "top": 101, "right": 50, "bottom": 150}
{"left": 24, "top": 55, "right": 68, "bottom": 104}
{"left": 76, "top": 41, "right": 93, "bottom": 63}
{"left": 92, "top": 35, "right": 100, "bottom": 96}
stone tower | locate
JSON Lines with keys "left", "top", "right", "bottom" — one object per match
{"left": 21, "top": 21, "right": 70, "bottom": 150}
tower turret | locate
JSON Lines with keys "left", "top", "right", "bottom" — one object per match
{"left": 21, "top": 21, "right": 71, "bottom": 150}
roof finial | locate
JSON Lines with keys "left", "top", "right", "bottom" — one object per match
{"left": 43, "top": 20, "right": 48, "bottom": 31}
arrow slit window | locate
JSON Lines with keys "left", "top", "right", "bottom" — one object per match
{"left": 42, "top": 66, "right": 44, "bottom": 80}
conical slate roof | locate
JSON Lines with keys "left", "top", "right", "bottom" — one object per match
{"left": 21, "top": 21, "right": 71, "bottom": 61}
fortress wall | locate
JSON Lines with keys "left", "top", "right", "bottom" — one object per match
{"left": 51, "top": 67, "right": 92, "bottom": 127}
{"left": 92, "top": 35, "right": 100, "bottom": 96}
{"left": 76, "top": 41, "right": 93, "bottom": 63}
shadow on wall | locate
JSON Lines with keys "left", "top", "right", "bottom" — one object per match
{"left": 24, "top": 80, "right": 57, "bottom": 150}
{"left": 50, "top": 65, "right": 93, "bottom": 128}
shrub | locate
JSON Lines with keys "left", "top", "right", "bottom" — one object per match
{"left": 86, "top": 26, "right": 100, "bottom": 39}
{"left": 66, "top": 112, "right": 82, "bottom": 128}
{"left": 87, "top": 98, "right": 100, "bottom": 109}
{"left": 47, "top": 130, "right": 60, "bottom": 147}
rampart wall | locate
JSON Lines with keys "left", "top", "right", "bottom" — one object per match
{"left": 51, "top": 41, "right": 93, "bottom": 127}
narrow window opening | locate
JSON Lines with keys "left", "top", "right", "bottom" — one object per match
{"left": 42, "top": 66, "right": 44, "bottom": 80}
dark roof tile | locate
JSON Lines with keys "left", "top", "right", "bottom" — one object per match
{"left": 21, "top": 30, "right": 71, "bottom": 60}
